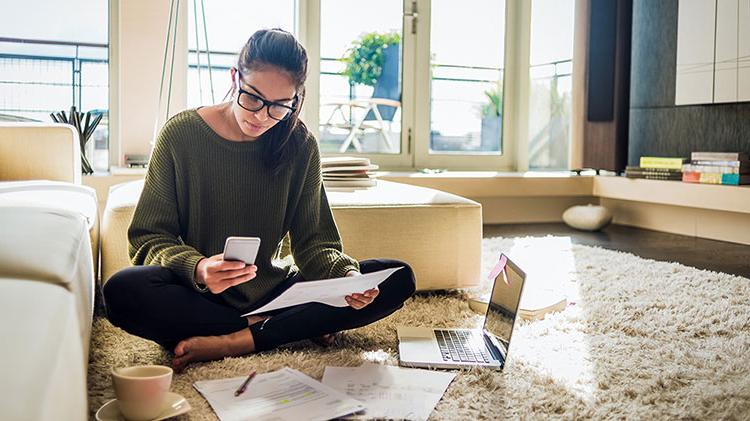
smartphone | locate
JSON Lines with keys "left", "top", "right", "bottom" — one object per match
{"left": 223, "top": 236, "right": 261, "bottom": 265}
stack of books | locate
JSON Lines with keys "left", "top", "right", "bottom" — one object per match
{"left": 321, "top": 156, "right": 379, "bottom": 188}
{"left": 682, "top": 152, "right": 749, "bottom": 185}
{"left": 624, "top": 156, "right": 688, "bottom": 180}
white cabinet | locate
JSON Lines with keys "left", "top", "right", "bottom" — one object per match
{"left": 675, "top": 0, "right": 750, "bottom": 105}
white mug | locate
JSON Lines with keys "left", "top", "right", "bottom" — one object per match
{"left": 111, "top": 365, "right": 173, "bottom": 420}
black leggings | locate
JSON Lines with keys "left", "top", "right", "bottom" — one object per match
{"left": 103, "top": 259, "right": 416, "bottom": 351}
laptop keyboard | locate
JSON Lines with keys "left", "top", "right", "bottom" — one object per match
{"left": 434, "top": 329, "right": 491, "bottom": 363}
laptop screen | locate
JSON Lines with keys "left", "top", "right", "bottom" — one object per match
{"left": 483, "top": 254, "right": 526, "bottom": 355}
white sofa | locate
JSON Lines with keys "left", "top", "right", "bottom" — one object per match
{"left": 0, "top": 123, "right": 97, "bottom": 420}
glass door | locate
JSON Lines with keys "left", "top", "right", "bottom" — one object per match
{"left": 527, "top": 0, "right": 574, "bottom": 170}
{"left": 414, "top": 0, "right": 511, "bottom": 170}
{"left": 315, "top": 0, "right": 413, "bottom": 168}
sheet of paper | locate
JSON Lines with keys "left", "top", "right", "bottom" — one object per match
{"left": 242, "top": 267, "right": 402, "bottom": 316}
{"left": 321, "top": 363, "right": 456, "bottom": 421}
{"left": 193, "top": 367, "right": 365, "bottom": 421}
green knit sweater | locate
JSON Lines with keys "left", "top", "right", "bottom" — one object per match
{"left": 128, "top": 109, "right": 359, "bottom": 311}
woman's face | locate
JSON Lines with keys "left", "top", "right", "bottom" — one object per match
{"left": 231, "top": 66, "right": 297, "bottom": 140}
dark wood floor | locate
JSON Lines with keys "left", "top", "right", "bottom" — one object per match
{"left": 483, "top": 223, "right": 750, "bottom": 279}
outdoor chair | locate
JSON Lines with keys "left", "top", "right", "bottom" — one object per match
{"left": 321, "top": 44, "right": 401, "bottom": 153}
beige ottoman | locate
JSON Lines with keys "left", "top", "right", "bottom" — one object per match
{"left": 101, "top": 180, "right": 482, "bottom": 290}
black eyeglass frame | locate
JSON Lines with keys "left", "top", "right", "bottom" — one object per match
{"left": 235, "top": 72, "right": 298, "bottom": 121}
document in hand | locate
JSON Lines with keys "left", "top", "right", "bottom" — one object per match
{"left": 193, "top": 367, "right": 365, "bottom": 421}
{"left": 241, "top": 267, "right": 402, "bottom": 317}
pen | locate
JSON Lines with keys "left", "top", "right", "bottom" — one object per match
{"left": 234, "top": 371, "right": 257, "bottom": 397}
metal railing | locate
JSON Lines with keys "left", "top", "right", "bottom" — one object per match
{"left": 0, "top": 37, "right": 108, "bottom": 119}
{"left": 1, "top": 37, "right": 572, "bottom": 167}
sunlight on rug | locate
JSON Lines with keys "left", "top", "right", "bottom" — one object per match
{"left": 88, "top": 236, "right": 750, "bottom": 419}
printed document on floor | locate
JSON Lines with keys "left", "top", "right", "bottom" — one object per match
{"left": 321, "top": 363, "right": 456, "bottom": 421}
{"left": 193, "top": 367, "right": 365, "bottom": 421}
{"left": 241, "top": 267, "right": 402, "bottom": 316}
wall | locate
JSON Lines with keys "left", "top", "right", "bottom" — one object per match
{"left": 110, "top": 0, "right": 188, "bottom": 167}
{"left": 629, "top": 0, "right": 750, "bottom": 165}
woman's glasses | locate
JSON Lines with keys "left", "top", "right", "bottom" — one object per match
{"left": 236, "top": 89, "right": 296, "bottom": 121}
{"left": 234, "top": 71, "right": 297, "bottom": 121}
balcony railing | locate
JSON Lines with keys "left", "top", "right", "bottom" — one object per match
{"left": 0, "top": 37, "right": 110, "bottom": 171}
{"left": 1, "top": 37, "right": 572, "bottom": 169}
{"left": 0, "top": 37, "right": 108, "bottom": 121}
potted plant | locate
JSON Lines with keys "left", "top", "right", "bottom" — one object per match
{"left": 343, "top": 31, "right": 401, "bottom": 87}
{"left": 480, "top": 82, "right": 503, "bottom": 151}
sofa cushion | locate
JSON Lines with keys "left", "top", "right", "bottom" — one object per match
{"left": 0, "top": 123, "right": 82, "bottom": 184}
{"left": 0, "top": 206, "right": 94, "bottom": 351}
{"left": 0, "top": 180, "right": 99, "bottom": 277}
{"left": 0, "top": 280, "right": 87, "bottom": 421}
{"left": 101, "top": 179, "right": 482, "bottom": 290}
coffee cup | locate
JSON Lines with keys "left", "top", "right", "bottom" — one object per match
{"left": 111, "top": 365, "right": 173, "bottom": 420}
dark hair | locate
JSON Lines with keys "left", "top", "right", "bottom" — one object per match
{"left": 231, "top": 28, "right": 310, "bottom": 175}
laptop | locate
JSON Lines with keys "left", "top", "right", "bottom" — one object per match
{"left": 397, "top": 253, "right": 526, "bottom": 370}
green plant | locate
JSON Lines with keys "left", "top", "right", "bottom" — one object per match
{"left": 50, "top": 106, "right": 102, "bottom": 175}
{"left": 481, "top": 82, "right": 503, "bottom": 118}
{"left": 342, "top": 31, "right": 400, "bottom": 87}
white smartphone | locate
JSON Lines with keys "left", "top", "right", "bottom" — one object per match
{"left": 223, "top": 236, "right": 261, "bottom": 265}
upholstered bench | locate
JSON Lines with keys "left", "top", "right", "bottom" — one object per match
{"left": 101, "top": 179, "right": 482, "bottom": 290}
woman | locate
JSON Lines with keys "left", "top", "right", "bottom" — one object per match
{"left": 103, "top": 28, "right": 416, "bottom": 371}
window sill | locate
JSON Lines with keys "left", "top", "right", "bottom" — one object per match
{"left": 377, "top": 171, "right": 596, "bottom": 198}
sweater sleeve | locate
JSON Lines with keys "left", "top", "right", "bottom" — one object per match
{"left": 289, "top": 140, "right": 360, "bottom": 280}
{"left": 127, "top": 118, "right": 204, "bottom": 284}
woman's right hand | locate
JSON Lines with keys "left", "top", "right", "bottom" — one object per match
{"left": 194, "top": 253, "right": 257, "bottom": 294}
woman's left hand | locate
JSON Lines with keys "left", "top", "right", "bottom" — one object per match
{"left": 344, "top": 271, "right": 379, "bottom": 310}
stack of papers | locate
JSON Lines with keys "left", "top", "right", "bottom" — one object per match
{"left": 322, "top": 363, "right": 456, "bottom": 421}
{"left": 321, "top": 156, "right": 379, "bottom": 189}
{"left": 193, "top": 363, "right": 456, "bottom": 421}
{"left": 193, "top": 367, "right": 365, "bottom": 421}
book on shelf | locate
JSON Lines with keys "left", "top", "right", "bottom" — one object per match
{"left": 624, "top": 166, "right": 682, "bottom": 180}
{"left": 690, "top": 151, "right": 748, "bottom": 161}
{"left": 682, "top": 171, "right": 750, "bottom": 185}
{"left": 678, "top": 151, "right": 750, "bottom": 185}
{"left": 682, "top": 163, "right": 748, "bottom": 175}
{"left": 626, "top": 173, "right": 683, "bottom": 180}
{"left": 691, "top": 159, "right": 749, "bottom": 169}
{"left": 321, "top": 156, "right": 379, "bottom": 189}
{"left": 639, "top": 156, "right": 688, "bottom": 170}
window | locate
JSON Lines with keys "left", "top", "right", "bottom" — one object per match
{"left": 528, "top": 0, "right": 575, "bottom": 170}
{"left": 305, "top": 0, "right": 576, "bottom": 171}
{"left": 187, "top": 0, "right": 296, "bottom": 108}
{"left": 0, "top": 0, "right": 109, "bottom": 172}
{"left": 318, "top": 0, "right": 404, "bottom": 157}
{"left": 417, "top": 0, "right": 508, "bottom": 169}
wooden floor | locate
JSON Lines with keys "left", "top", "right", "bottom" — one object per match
{"left": 483, "top": 223, "right": 750, "bottom": 279}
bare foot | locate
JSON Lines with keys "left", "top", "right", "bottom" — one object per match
{"left": 172, "top": 329, "right": 255, "bottom": 372}
{"left": 311, "top": 333, "right": 336, "bottom": 347}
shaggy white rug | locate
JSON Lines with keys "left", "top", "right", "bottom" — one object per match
{"left": 88, "top": 236, "right": 750, "bottom": 419}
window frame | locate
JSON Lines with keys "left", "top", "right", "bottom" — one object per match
{"left": 301, "top": 0, "right": 534, "bottom": 171}
{"left": 106, "top": 0, "right": 542, "bottom": 172}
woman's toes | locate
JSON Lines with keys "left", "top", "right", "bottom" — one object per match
{"left": 174, "top": 339, "right": 189, "bottom": 357}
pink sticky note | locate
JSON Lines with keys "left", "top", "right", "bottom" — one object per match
{"left": 488, "top": 255, "right": 509, "bottom": 285}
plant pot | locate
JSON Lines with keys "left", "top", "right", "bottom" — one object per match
{"left": 480, "top": 115, "right": 502, "bottom": 151}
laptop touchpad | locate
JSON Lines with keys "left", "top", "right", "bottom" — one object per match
{"left": 397, "top": 327, "right": 434, "bottom": 339}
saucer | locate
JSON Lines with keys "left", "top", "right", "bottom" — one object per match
{"left": 96, "top": 392, "right": 192, "bottom": 421}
